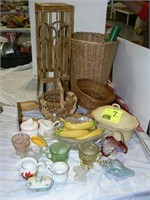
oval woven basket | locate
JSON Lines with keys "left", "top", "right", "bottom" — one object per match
{"left": 75, "top": 79, "right": 115, "bottom": 111}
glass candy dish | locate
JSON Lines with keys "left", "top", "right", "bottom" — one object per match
{"left": 98, "top": 159, "right": 135, "bottom": 177}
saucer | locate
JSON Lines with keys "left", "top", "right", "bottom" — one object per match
{"left": 26, "top": 176, "right": 54, "bottom": 192}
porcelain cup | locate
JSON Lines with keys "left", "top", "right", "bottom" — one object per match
{"left": 47, "top": 161, "right": 69, "bottom": 183}
{"left": 46, "top": 142, "right": 70, "bottom": 162}
{"left": 16, "top": 157, "right": 45, "bottom": 180}
{"left": 38, "top": 119, "right": 61, "bottom": 139}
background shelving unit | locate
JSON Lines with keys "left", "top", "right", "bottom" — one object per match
{"left": 0, "top": 0, "right": 30, "bottom": 43}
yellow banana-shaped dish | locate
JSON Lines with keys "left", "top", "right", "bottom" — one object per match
{"left": 75, "top": 128, "right": 105, "bottom": 140}
{"left": 60, "top": 117, "right": 97, "bottom": 130}
{"left": 57, "top": 129, "right": 90, "bottom": 139}
{"left": 31, "top": 136, "right": 47, "bottom": 146}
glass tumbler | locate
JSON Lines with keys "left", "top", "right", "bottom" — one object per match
{"left": 11, "top": 132, "right": 30, "bottom": 155}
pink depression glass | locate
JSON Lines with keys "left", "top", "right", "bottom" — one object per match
{"left": 11, "top": 132, "right": 30, "bottom": 154}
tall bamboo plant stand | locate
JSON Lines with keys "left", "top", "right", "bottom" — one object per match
{"left": 35, "top": 3, "right": 74, "bottom": 96}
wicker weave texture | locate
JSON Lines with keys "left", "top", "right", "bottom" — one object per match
{"left": 71, "top": 32, "right": 119, "bottom": 91}
{"left": 38, "top": 78, "right": 78, "bottom": 121}
{"left": 76, "top": 79, "right": 115, "bottom": 111}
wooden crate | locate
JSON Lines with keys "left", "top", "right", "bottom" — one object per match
{"left": 17, "top": 101, "right": 41, "bottom": 127}
{"left": 35, "top": 3, "right": 74, "bottom": 95}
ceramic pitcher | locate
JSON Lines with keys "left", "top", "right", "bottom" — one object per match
{"left": 38, "top": 119, "right": 61, "bottom": 139}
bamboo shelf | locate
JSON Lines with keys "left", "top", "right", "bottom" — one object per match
{"left": 35, "top": 3, "right": 74, "bottom": 95}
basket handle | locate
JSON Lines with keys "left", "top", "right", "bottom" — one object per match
{"left": 56, "top": 78, "right": 65, "bottom": 109}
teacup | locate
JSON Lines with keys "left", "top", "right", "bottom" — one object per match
{"left": 16, "top": 157, "right": 45, "bottom": 180}
{"left": 47, "top": 161, "right": 69, "bottom": 183}
{"left": 38, "top": 119, "right": 61, "bottom": 139}
{"left": 46, "top": 142, "right": 70, "bottom": 162}
{"left": 78, "top": 141, "right": 101, "bottom": 169}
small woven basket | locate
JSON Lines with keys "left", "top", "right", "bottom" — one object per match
{"left": 39, "top": 78, "right": 78, "bottom": 121}
{"left": 71, "top": 32, "right": 119, "bottom": 92}
{"left": 75, "top": 79, "right": 115, "bottom": 111}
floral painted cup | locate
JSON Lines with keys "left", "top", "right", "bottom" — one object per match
{"left": 16, "top": 157, "right": 45, "bottom": 180}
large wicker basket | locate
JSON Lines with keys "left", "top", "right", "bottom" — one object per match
{"left": 75, "top": 79, "right": 115, "bottom": 111}
{"left": 71, "top": 32, "right": 119, "bottom": 92}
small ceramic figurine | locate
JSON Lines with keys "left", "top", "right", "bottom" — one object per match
{"left": 98, "top": 159, "right": 135, "bottom": 177}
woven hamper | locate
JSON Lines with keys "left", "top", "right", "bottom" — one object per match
{"left": 71, "top": 32, "right": 119, "bottom": 92}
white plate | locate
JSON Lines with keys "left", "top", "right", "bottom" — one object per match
{"left": 26, "top": 176, "right": 54, "bottom": 192}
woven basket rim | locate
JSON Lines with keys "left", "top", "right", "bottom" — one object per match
{"left": 76, "top": 79, "right": 115, "bottom": 109}
{"left": 71, "top": 32, "right": 120, "bottom": 45}
{"left": 71, "top": 38, "right": 106, "bottom": 45}
{"left": 71, "top": 38, "right": 119, "bottom": 45}
{"left": 77, "top": 78, "right": 114, "bottom": 87}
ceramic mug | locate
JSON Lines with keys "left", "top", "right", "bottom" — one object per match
{"left": 46, "top": 142, "right": 70, "bottom": 162}
{"left": 47, "top": 161, "right": 69, "bottom": 183}
{"left": 78, "top": 141, "right": 101, "bottom": 169}
{"left": 38, "top": 119, "right": 61, "bottom": 139}
{"left": 16, "top": 157, "right": 45, "bottom": 180}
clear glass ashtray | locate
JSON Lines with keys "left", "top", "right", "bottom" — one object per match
{"left": 18, "top": 146, "right": 43, "bottom": 161}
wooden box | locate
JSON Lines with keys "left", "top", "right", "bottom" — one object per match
{"left": 17, "top": 101, "right": 43, "bottom": 127}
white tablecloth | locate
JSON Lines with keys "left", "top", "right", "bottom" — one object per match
{"left": 0, "top": 106, "right": 150, "bottom": 200}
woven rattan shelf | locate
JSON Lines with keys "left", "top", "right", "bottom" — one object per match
{"left": 35, "top": 3, "right": 74, "bottom": 95}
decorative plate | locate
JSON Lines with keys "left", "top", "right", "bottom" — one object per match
{"left": 26, "top": 176, "right": 54, "bottom": 192}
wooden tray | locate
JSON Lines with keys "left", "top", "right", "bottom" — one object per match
{"left": 17, "top": 101, "right": 42, "bottom": 127}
